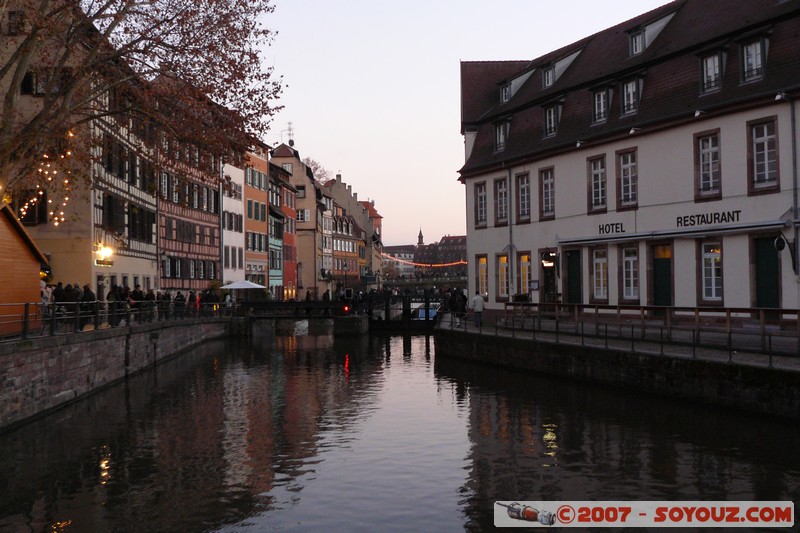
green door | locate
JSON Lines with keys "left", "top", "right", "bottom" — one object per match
{"left": 652, "top": 245, "right": 672, "bottom": 310}
{"left": 755, "top": 237, "right": 780, "bottom": 309}
{"left": 566, "top": 251, "right": 582, "bottom": 304}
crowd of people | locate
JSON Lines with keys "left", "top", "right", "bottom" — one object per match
{"left": 40, "top": 281, "right": 232, "bottom": 330}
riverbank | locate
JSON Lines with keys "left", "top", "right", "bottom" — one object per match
{"left": 0, "top": 318, "right": 231, "bottom": 431}
{"left": 434, "top": 321, "right": 800, "bottom": 420}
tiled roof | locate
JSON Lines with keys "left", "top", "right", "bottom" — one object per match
{"left": 460, "top": 0, "right": 800, "bottom": 176}
{"left": 359, "top": 200, "right": 383, "bottom": 219}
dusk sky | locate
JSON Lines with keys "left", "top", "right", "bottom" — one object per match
{"left": 261, "top": 0, "right": 671, "bottom": 246}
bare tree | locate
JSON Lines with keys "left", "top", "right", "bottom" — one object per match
{"left": 302, "top": 157, "right": 330, "bottom": 182}
{"left": 0, "top": 0, "right": 282, "bottom": 199}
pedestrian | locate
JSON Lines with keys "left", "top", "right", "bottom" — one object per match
{"left": 470, "top": 290, "right": 485, "bottom": 327}
{"left": 305, "top": 290, "right": 312, "bottom": 301}
{"left": 80, "top": 284, "right": 96, "bottom": 330}
{"left": 174, "top": 290, "right": 186, "bottom": 318}
{"left": 144, "top": 289, "right": 156, "bottom": 321}
{"left": 131, "top": 284, "right": 144, "bottom": 322}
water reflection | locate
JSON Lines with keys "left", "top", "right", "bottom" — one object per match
{"left": 433, "top": 356, "right": 800, "bottom": 531}
{"left": 0, "top": 334, "right": 797, "bottom": 532}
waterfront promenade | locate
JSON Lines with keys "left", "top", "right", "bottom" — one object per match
{"left": 435, "top": 312, "right": 800, "bottom": 420}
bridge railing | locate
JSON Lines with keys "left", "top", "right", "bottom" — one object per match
{"left": 0, "top": 299, "right": 235, "bottom": 342}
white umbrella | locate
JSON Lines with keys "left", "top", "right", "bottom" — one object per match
{"left": 220, "top": 280, "right": 266, "bottom": 290}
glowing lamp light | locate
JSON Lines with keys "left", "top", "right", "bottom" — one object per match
{"left": 96, "top": 246, "right": 113, "bottom": 261}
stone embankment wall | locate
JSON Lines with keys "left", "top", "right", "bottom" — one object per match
{"left": 0, "top": 320, "right": 230, "bottom": 431}
{"left": 434, "top": 329, "right": 800, "bottom": 420}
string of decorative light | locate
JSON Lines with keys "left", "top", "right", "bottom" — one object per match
{"left": 17, "top": 131, "right": 74, "bottom": 226}
{"left": 381, "top": 252, "right": 467, "bottom": 268}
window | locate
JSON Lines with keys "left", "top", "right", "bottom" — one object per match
{"left": 516, "top": 173, "right": 531, "bottom": 222}
{"left": 189, "top": 259, "right": 196, "bottom": 279}
{"left": 701, "top": 242, "right": 722, "bottom": 302}
{"left": 518, "top": 252, "right": 531, "bottom": 296}
{"left": 617, "top": 149, "right": 638, "bottom": 208}
{"left": 495, "top": 122, "right": 509, "bottom": 151}
{"left": 198, "top": 260, "right": 205, "bottom": 280}
{"left": 543, "top": 66, "right": 555, "bottom": 88}
{"left": 477, "top": 255, "right": 488, "bottom": 297}
{"left": 588, "top": 156, "right": 606, "bottom": 212}
{"left": 495, "top": 178, "right": 508, "bottom": 225}
{"left": 297, "top": 209, "right": 311, "bottom": 222}
{"left": 500, "top": 84, "right": 511, "bottom": 102}
{"left": 702, "top": 54, "right": 722, "bottom": 92}
{"left": 621, "top": 247, "right": 639, "bottom": 300}
{"left": 742, "top": 40, "right": 765, "bottom": 82}
{"left": 544, "top": 106, "right": 559, "bottom": 137}
{"left": 629, "top": 31, "right": 644, "bottom": 56}
{"left": 695, "top": 130, "right": 721, "bottom": 199}
{"left": 296, "top": 185, "right": 306, "bottom": 198}
{"left": 539, "top": 168, "right": 555, "bottom": 220}
{"left": 593, "top": 90, "right": 609, "bottom": 123}
{"left": 496, "top": 255, "right": 509, "bottom": 299}
{"left": 282, "top": 163, "right": 293, "bottom": 174}
{"left": 475, "top": 182, "right": 487, "bottom": 227}
{"left": 622, "top": 79, "right": 640, "bottom": 114}
{"left": 748, "top": 118, "right": 779, "bottom": 194}
{"left": 592, "top": 248, "right": 608, "bottom": 301}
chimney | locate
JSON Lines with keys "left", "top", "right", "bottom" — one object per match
{"left": 336, "top": 173, "right": 342, "bottom": 182}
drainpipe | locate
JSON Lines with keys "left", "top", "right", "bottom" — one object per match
{"left": 791, "top": 95, "right": 799, "bottom": 286}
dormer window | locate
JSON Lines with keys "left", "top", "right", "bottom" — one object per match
{"left": 593, "top": 89, "right": 609, "bottom": 123}
{"left": 622, "top": 79, "right": 641, "bottom": 115}
{"left": 543, "top": 66, "right": 555, "bottom": 88}
{"left": 544, "top": 105, "right": 561, "bottom": 137}
{"left": 494, "top": 121, "right": 510, "bottom": 151}
{"left": 701, "top": 53, "right": 723, "bottom": 92}
{"left": 500, "top": 84, "right": 511, "bottom": 102}
{"left": 742, "top": 39, "right": 766, "bottom": 82}
{"left": 629, "top": 31, "right": 644, "bottom": 56}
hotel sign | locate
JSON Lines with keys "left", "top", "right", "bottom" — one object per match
{"left": 676, "top": 210, "right": 741, "bottom": 228}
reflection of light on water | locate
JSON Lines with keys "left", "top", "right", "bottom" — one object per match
{"left": 98, "top": 444, "right": 111, "bottom": 485}
{"left": 542, "top": 423, "right": 558, "bottom": 463}
{"left": 50, "top": 519, "right": 72, "bottom": 532}
{"left": 344, "top": 353, "right": 350, "bottom": 382}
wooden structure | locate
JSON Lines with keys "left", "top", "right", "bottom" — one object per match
{"left": 0, "top": 203, "right": 47, "bottom": 336}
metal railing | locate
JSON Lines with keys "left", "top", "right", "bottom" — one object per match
{"left": 437, "top": 302, "right": 800, "bottom": 364}
{"left": 0, "top": 300, "right": 235, "bottom": 341}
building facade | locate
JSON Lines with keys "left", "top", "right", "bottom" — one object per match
{"left": 244, "top": 146, "right": 270, "bottom": 287}
{"left": 460, "top": 0, "right": 800, "bottom": 313}
{"left": 222, "top": 157, "right": 245, "bottom": 283}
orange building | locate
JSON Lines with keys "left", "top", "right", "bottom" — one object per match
{"left": 0, "top": 204, "right": 47, "bottom": 335}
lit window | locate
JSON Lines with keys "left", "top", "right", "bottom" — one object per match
{"left": 497, "top": 255, "right": 509, "bottom": 298}
{"left": 518, "top": 253, "right": 532, "bottom": 295}
{"left": 477, "top": 255, "right": 488, "bottom": 297}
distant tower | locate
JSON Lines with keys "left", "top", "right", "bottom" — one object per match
{"left": 418, "top": 228, "right": 424, "bottom": 246}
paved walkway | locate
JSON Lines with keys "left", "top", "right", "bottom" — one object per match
{"left": 436, "top": 313, "right": 800, "bottom": 373}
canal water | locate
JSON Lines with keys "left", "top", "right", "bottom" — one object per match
{"left": 1, "top": 333, "right": 798, "bottom": 532}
